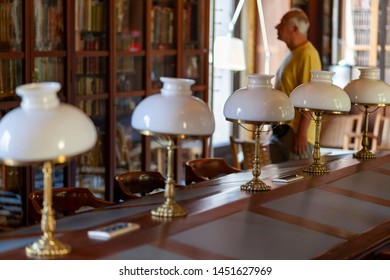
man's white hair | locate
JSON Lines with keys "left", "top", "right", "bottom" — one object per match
{"left": 288, "top": 9, "right": 310, "bottom": 36}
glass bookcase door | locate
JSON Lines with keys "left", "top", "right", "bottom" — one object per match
{"left": 34, "top": 0, "right": 65, "bottom": 51}
{"left": 115, "top": 97, "right": 143, "bottom": 172}
{"left": 182, "top": 54, "right": 203, "bottom": 84}
{"left": 76, "top": 57, "right": 108, "bottom": 96}
{"left": 0, "top": 0, "right": 23, "bottom": 52}
{"left": 76, "top": 99, "right": 107, "bottom": 196}
{"left": 151, "top": 55, "right": 176, "bottom": 89}
{"left": 33, "top": 57, "right": 65, "bottom": 84}
{"left": 0, "top": 0, "right": 23, "bottom": 102}
{"left": 151, "top": 0, "right": 176, "bottom": 50}
{"left": 75, "top": 0, "right": 108, "bottom": 51}
{"left": 0, "top": 59, "right": 23, "bottom": 101}
{"left": 116, "top": 56, "right": 144, "bottom": 93}
{"left": 116, "top": 0, "right": 144, "bottom": 52}
{"left": 183, "top": 0, "right": 201, "bottom": 49}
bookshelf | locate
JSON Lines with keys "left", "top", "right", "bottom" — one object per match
{"left": 0, "top": 0, "right": 210, "bottom": 225}
{"left": 341, "top": 0, "right": 379, "bottom": 67}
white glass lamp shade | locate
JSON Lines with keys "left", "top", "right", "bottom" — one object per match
{"left": 290, "top": 70, "right": 351, "bottom": 113}
{"left": 223, "top": 74, "right": 294, "bottom": 123}
{"left": 131, "top": 77, "right": 215, "bottom": 138}
{"left": 213, "top": 36, "right": 246, "bottom": 71}
{"left": 0, "top": 82, "right": 97, "bottom": 165}
{"left": 344, "top": 67, "right": 390, "bottom": 105}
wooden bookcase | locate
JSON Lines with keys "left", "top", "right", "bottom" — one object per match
{"left": 0, "top": 0, "right": 210, "bottom": 225}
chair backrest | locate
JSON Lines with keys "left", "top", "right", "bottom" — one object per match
{"left": 372, "top": 112, "right": 390, "bottom": 151}
{"left": 114, "top": 171, "right": 166, "bottom": 202}
{"left": 320, "top": 113, "right": 363, "bottom": 149}
{"left": 185, "top": 157, "right": 240, "bottom": 185}
{"left": 28, "top": 187, "right": 115, "bottom": 222}
{"left": 229, "top": 136, "right": 270, "bottom": 169}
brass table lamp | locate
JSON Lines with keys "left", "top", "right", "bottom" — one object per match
{"left": 223, "top": 74, "right": 295, "bottom": 191}
{"left": 290, "top": 70, "right": 351, "bottom": 174}
{"left": 131, "top": 77, "right": 215, "bottom": 218}
{"left": 0, "top": 82, "right": 97, "bottom": 258}
{"left": 344, "top": 67, "right": 390, "bottom": 160}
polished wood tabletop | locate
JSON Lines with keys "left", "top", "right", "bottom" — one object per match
{"left": 1, "top": 151, "right": 390, "bottom": 260}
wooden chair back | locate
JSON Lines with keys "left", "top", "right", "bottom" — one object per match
{"left": 114, "top": 171, "right": 166, "bottom": 202}
{"left": 372, "top": 112, "right": 390, "bottom": 151}
{"left": 319, "top": 113, "right": 363, "bottom": 149}
{"left": 185, "top": 157, "right": 240, "bottom": 185}
{"left": 28, "top": 187, "right": 115, "bottom": 222}
{"left": 229, "top": 136, "right": 270, "bottom": 170}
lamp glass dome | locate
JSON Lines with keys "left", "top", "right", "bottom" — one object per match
{"left": 0, "top": 82, "right": 97, "bottom": 165}
{"left": 131, "top": 77, "right": 215, "bottom": 138}
{"left": 344, "top": 67, "right": 390, "bottom": 105}
{"left": 290, "top": 70, "right": 351, "bottom": 113}
{"left": 223, "top": 74, "right": 294, "bottom": 123}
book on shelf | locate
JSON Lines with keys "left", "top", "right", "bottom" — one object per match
{"left": 0, "top": 0, "right": 22, "bottom": 51}
{"left": 0, "top": 59, "right": 20, "bottom": 98}
{"left": 34, "top": 57, "right": 64, "bottom": 83}
{"left": 151, "top": 5, "right": 174, "bottom": 49}
{"left": 34, "top": 0, "right": 64, "bottom": 51}
{"left": 76, "top": 0, "right": 106, "bottom": 32}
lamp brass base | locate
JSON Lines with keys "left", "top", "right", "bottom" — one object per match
{"left": 304, "top": 163, "right": 329, "bottom": 175}
{"left": 151, "top": 200, "right": 187, "bottom": 218}
{"left": 241, "top": 178, "right": 271, "bottom": 192}
{"left": 353, "top": 148, "right": 376, "bottom": 160}
{"left": 25, "top": 236, "right": 71, "bottom": 259}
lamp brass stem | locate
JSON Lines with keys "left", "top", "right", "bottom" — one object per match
{"left": 354, "top": 105, "right": 376, "bottom": 159}
{"left": 241, "top": 124, "right": 271, "bottom": 191}
{"left": 304, "top": 112, "right": 329, "bottom": 174}
{"left": 25, "top": 161, "right": 71, "bottom": 258}
{"left": 151, "top": 138, "right": 187, "bottom": 218}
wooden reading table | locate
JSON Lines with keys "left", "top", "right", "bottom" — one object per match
{"left": 1, "top": 151, "right": 390, "bottom": 259}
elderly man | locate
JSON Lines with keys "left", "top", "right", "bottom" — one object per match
{"left": 269, "top": 8, "right": 322, "bottom": 163}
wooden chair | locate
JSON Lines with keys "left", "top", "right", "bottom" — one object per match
{"left": 346, "top": 112, "right": 390, "bottom": 152}
{"left": 185, "top": 157, "right": 241, "bottom": 185}
{"left": 319, "top": 113, "right": 363, "bottom": 150}
{"left": 229, "top": 136, "right": 271, "bottom": 170}
{"left": 114, "top": 171, "right": 166, "bottom": 202}
{"left": 28, "top": 187, "right": 115, "bottom": 222}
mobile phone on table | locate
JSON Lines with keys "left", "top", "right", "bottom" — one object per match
{"left": 272, "top": 174, "right": 303, "bottom": 183}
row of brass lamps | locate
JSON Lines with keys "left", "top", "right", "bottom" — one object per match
{"left": 224, "top": 67, "right": 390, "bottom": 189}
{"left": 0, "top": 73, "right": 389, "bottom": 260}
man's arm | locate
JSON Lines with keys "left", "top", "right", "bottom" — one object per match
{"left": 295, "top": 111, "right": 311, "bottom": 155}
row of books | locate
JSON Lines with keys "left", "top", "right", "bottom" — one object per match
{"left": 355, "top": 50, "right": 370, "bottom": 66}
{"left": 352, "top": 28, "right": 370, "bottom": 45}
{"left": 151, "top": 5, "right": 175, "bottom": 49}
{"left": 34, "top": 57, "right": 64, "bottom": 84}
{"left": 78, "top": 100, "right": 105, "bottom": 119}
{"left": 352, "top": 10, "right": 371, "bottom": 28}
{"left": 115, "top": 0, "right": 130, "bottom": 33}
{"left": 75, "top": 32, "right": 107, "bottom": 51}
{"left": 116, "top": 73, "right": 142, "bottom": 92}
{"left": 117, "top": 56, "right": 136, "bottom": 73}
{"left": 77, "top": 57, "right": 107, "bottom": 75}
{"left": 0, "top": 0, "right": 22, "bottom": 51}
{"left": 77, "top": 77, "right": 106, "bottom": 95}
{"left": 75, "top": 0, "right": 106, "bottom": 33}
{"left": 0, "top": 59, "right": 21, "bottom": 98}
{"left": 182, "top": 2, "right": 199, "bottom": 48}
{"left": 34, "top": 0, "right": 64, "bottom": 51}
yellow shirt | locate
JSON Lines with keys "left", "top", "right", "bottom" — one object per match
{"left": 274, "top": 41, "right": 321, "bottom": 144}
